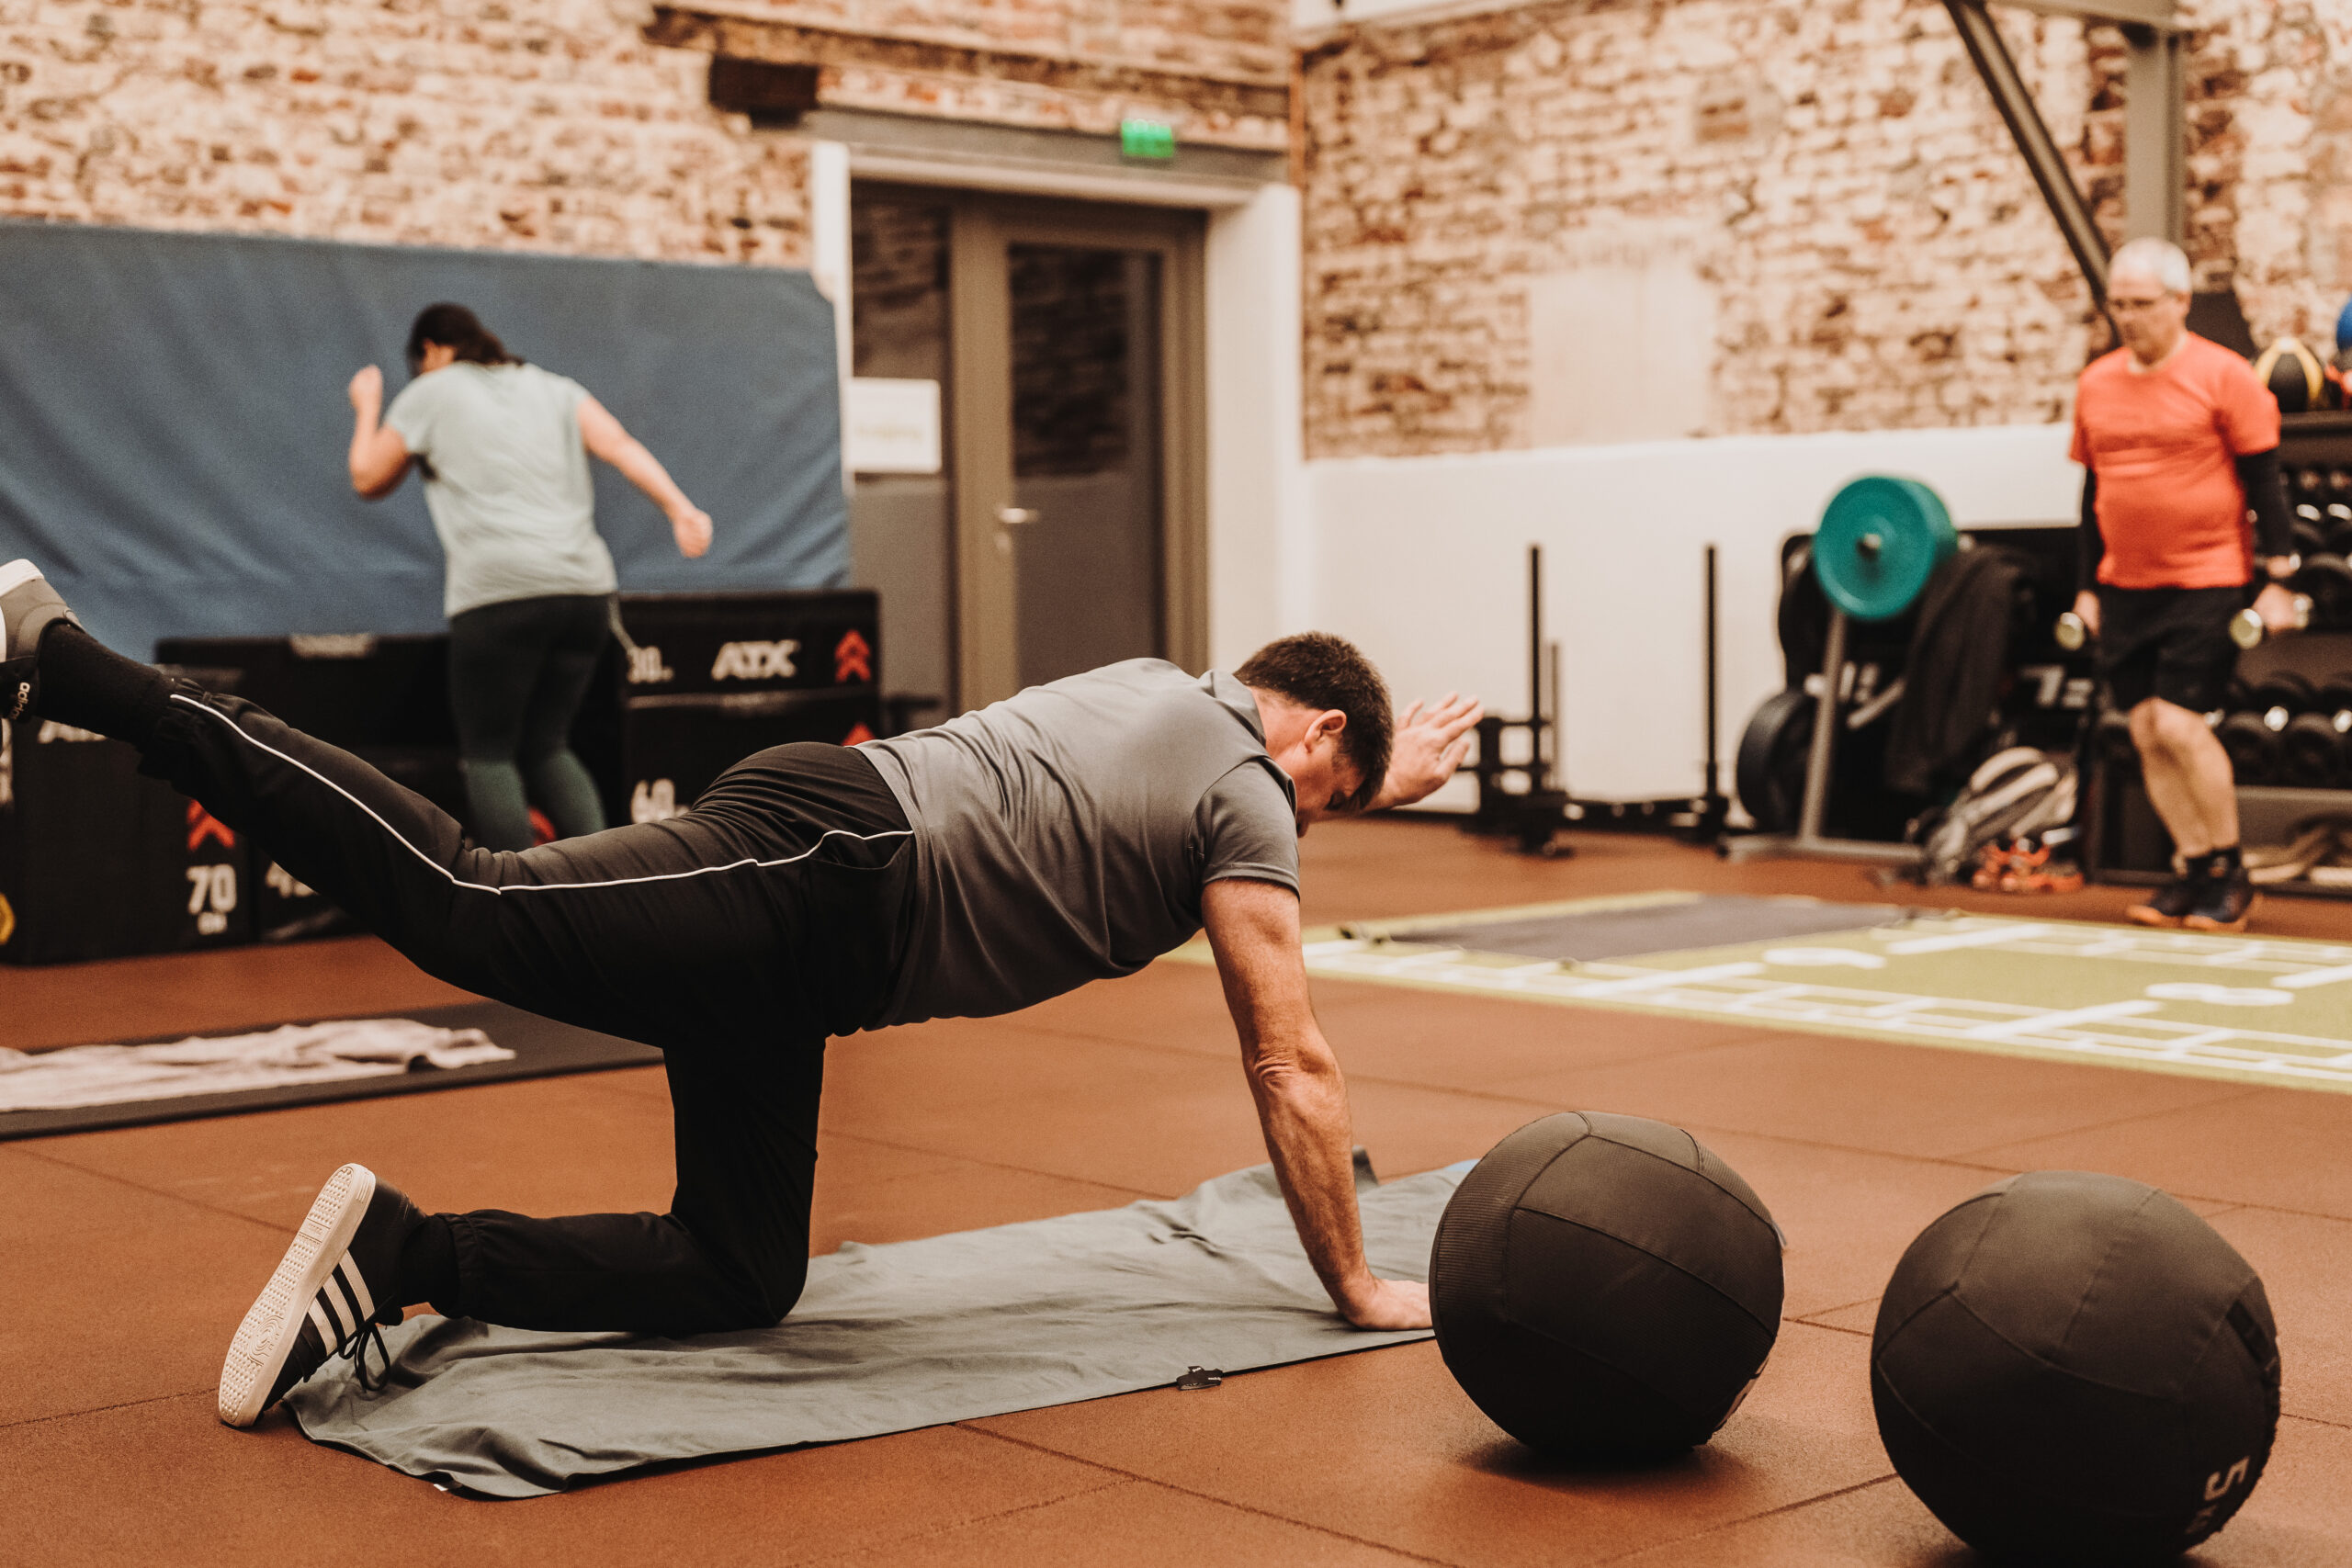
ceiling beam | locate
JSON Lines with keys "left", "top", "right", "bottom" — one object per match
{"left": 1941, "top": 0, "right": 2113, "bottom": 306}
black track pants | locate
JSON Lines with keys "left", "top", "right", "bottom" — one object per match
{"left": 142, "top": 684, "right": 914, "bottom": 1333}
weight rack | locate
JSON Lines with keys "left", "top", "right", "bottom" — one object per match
{"left": 1725, "top": 476, "right": 1959, "bottom": 867}
{"left": 1463, "top": 544, "right": 1731, "bottom": 856}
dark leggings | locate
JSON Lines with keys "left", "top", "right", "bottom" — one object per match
{"left": 447, "top": 593, "right": 612, "bottom": 851}
{"left": 141, "top": 686, "right": 913, "bottom": 1333}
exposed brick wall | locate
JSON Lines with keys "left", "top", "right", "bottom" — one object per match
{"left": 1300, "top": 0, "right": 2105, "bottom": 457}
{"left": 1299, "top": 0, "right": 2352, "bottom": 459}
{"left": 0, "top": 0, "right": 817, "bottom": 262}
{"left": 0, "top": 0, "right": 1295, "bottom": 261}
{"left": 650, "top": 4, "right": 1290, "bottom": 150}
{"left": 2081, "top": 0, "right": 2352, "bottom": 349}
{"left": 721, "top": 0, "right": 1288, "bottom": 84}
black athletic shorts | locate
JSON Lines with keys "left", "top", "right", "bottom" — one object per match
{"left": 2095, "top": 582, "right": 2248, "bottom": 714}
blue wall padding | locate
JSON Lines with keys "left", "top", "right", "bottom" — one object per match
{"left": 0, "top": 221, "right": 846, "bottom": 656}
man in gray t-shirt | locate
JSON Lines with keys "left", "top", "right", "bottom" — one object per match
{"left": 854, "top": 638, "right": 1477, "bottom": 1333}
{"left": 861, "top": 660, "right": 1306, "bottom": 1026}
{"left": 6, "top": 570, "right": 1486, "bottom": 1416}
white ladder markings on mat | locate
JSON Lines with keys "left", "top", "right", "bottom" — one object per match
{"left": 1298, "top": 939, "right": 2352, "bottom": 1090}
{"left": 1885, "top": 927, "right": 2352, "bottom": 987}
{"left": 1566, "top": 963, "right": 1764, "bottom": 998}
{"left": 1963, "top": 1000, "right": 2162, "bottom": 1041}
{"left": 1881, "top": 922, "right": 2052, "bottom": 954}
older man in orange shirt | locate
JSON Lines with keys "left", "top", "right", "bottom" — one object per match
{"left": 2070, "top": 238, "right": 2302, "bottom": 931}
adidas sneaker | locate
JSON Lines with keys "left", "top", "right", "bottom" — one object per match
{"left": 218, "top": 1163, "right": 422, "bottom": 1427}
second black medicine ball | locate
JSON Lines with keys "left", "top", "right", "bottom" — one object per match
{"left": 1430, "top": 1111, "right": 1784, "bottom": 1461}
{"left": 1872, "top": 1171, "right": 2281, "bottom": 1566}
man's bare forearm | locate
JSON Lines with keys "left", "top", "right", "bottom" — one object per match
{"left": 1202, "top": 877, "right": 1429, "bottom": 1329}
{"left": 1247, "top": 1038, "right": 1374, "bottom": 1306}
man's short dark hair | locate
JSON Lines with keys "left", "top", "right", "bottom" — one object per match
{"left": 1234, "top": 632, "right": 1393, "bottom": 811}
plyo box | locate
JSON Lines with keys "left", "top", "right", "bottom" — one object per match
{"left": 599, "top": 591, "right": 882, "bottom": 823}
{"left": 0, "top": 717, "right": 252, "bottom": 965}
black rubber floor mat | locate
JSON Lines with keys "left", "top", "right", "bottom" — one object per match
{"left": 0, "top": 1002, "right": 662, "bottom": 1141}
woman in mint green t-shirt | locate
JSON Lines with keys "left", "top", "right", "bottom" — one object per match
{"left": 343, "top": 303, "right": 712, "bottom": 851}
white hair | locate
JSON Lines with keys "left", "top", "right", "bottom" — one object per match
{"left": 2109, "top": 236, "right": 2191, "bottom": 297}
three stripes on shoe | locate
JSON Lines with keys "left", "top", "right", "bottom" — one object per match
{"left": 306, "top": 1255, "right": 380, "bottom": 1351}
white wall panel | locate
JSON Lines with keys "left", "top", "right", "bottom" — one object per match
{"left": 1304, "top": 424, "right": 2080, "bottom": 808}
{"left": 1205, "top": 184, "right": 1311, "bottom": 671}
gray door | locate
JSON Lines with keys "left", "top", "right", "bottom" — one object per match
{"left": 849, "top": 188, "right": 1204, "bottom": 716}
{"left": 949, "top": 197, "right": 1205, "bottom": 711}
{"left": 1005, "top": 244, "right": 1164, "bottom": 691}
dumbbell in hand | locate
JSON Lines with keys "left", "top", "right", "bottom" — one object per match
{"left": 2054, "top": 594, "right": 2309, "bottom": 653}
{"left": 2231, "top": 590, "right": 2313, "bottom": 649}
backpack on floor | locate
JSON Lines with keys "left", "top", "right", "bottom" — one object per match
{"left": 1917, "top": 747, "right": 2077, "bottom": 886}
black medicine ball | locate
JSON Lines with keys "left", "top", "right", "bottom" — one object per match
{"left": 2254, "top": 336, "right": 2325, "bottom": 414}
{"left": 1430, "top": 1111, "right": 1784, "bottom": 1461}
{"left": 1872, "top": 1171, "right": 2281, "bottom": 1565}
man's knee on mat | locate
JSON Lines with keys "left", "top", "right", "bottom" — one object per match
{"left": 715, "top": 1239, "right": 808, "bottom": 1331}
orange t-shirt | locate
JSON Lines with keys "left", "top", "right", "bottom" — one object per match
{"left": 2069, "top": 333, "right": 2280, "bottom": 589}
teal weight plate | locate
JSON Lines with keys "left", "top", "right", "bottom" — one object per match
{"left": 1814, "top": 476, "right": 1957, "bottom": 621}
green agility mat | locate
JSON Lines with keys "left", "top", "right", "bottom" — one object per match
{"left": 1171, "top": 894, "right": 2352, "bottom": 1095}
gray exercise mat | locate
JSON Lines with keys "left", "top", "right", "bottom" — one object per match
{"left": 1363, "top": 895, "right": 1904, "bottom": 964}
{"left": 287, "top": 1151, "right": 1462, "bottom": 1498}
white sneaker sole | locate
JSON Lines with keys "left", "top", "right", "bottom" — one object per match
{"left": 218, "top": 1162, "right": 377, "bottom": 1427}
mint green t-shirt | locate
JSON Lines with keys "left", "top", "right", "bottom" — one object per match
{"left": 384, "top": 361, "right": 620, "bottom": 618}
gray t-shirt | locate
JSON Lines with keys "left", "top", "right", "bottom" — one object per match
{"left": 858, "top": 660, "right": 1301, "bottom": 1027}
{"left": 384, "top": 362, "right": 620, "bottom": 617}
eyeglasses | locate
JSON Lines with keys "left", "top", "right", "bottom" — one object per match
{"left": 2108, "top": 295, "right": 2177, "bottom": 313}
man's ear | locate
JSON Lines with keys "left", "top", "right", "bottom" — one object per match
{"left": 1313, "top": 708, "right": 1348, "bottom": 748}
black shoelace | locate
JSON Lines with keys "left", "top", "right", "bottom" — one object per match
{"left": 340, "top": 1319, "right": 393, "bottom": 1394}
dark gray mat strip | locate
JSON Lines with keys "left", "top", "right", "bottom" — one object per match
{"left": 0, "top": 1002, "right": 662, "bottom": 1142}
{"left": 1374, "top": 894, "right": 1905, "bottom": 964}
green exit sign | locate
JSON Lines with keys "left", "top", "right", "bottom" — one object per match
{"left": 1120, "top": 119, "right": 1176, "bottom": 161}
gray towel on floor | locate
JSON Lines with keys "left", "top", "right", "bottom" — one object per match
{"left": 287, "top": 1151, "right": 1462, "bottom": 1497}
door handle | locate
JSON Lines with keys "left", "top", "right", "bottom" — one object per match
{"left": 996, "top": 506, "right": 1040, "bottom": 525}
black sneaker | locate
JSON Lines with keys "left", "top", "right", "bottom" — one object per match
{"left": 2185, "top": 862, "right": 2258, "bottom": 933}
{"left": 218, "top": 1163, "right": 422, "bottom": 1427}
{"left": 2125, "top": 873, "right": 2201, "bottom": 929}
{"left": 0, "top": 559, "right": 79, "bottom": 722}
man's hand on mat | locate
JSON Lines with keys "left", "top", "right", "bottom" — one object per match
{"left": 1371, "top": 694, "right": 1482, "bottom": 812}
{"left": 1339, "top": 1275, "right": 1431, "bottom": 1330}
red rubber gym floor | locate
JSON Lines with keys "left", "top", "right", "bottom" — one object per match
{"left": 6, "top": 817, "right": 2349, "bottom": 1566}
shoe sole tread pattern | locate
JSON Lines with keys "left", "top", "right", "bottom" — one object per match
{"left": 217, "top": 1162, "right": 376, "bottom": 1428}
